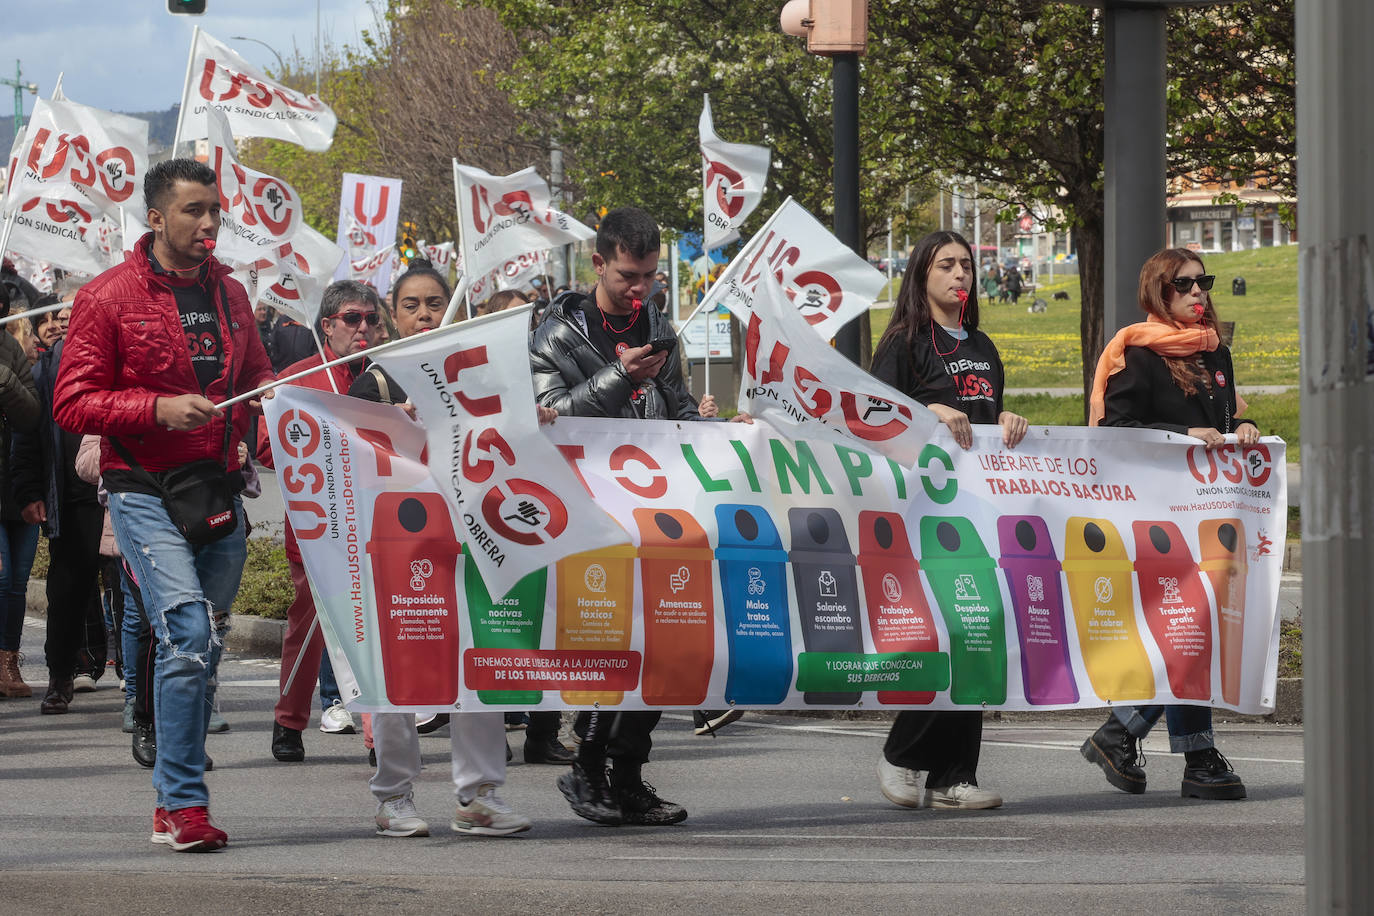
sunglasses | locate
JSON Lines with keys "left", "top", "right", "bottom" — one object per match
{"left": 333, "top": 311, "right": 382, "bottom": 327}
{"left": 1169, "top": 275, "right": 1216, "bottom": 293}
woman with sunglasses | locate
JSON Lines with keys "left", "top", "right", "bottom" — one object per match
{"left": 871, "top": 230, "right": 1027, "bottom": 811}
{"left": 1079, "top": 247, "right": 1254, "bottom": 801}
{"left": 261, "top": 280, "right": 387, "bottom": 764}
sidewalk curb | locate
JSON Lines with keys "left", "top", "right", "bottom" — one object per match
{"left": 25, "top": 579, "right": 285, "bottom": 659}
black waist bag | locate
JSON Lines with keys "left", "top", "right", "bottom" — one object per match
{"left": 156, "top": 457, "right": 241, "bottom": 544}
{"left": 111, "top": 445, "right": 241, "bottom": 547}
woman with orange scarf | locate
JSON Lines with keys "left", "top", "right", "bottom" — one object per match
{"left": 1080, "top": 248, "right": 1257, "bottom": 801}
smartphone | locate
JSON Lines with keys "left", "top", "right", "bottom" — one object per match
{"left": 648, "top": 336, "right": 678, "bottom": 355}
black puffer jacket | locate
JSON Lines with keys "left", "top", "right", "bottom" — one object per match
{"left": 0, "top": 330, "right": 41, "bottom": 521}
{"left": 529, "top": 291, "right": 699, "bottom": 421}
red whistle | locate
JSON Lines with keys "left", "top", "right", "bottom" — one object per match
{"left": 631, "top": 298, "right": 643, "bottom": 311}
{"left": 201, "top": 238, "right": 216, "bottom": 251}
{"left": 1191, "top": 303, "right": 1204, "bottom": 316}
{"left": 955, "top": 289, "right": 968, "bottom": 304}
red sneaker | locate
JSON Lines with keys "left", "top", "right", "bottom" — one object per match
{"left": 161, "top": 806, "right": 228, "bottom": 852}
{"left": 151, "top": 807, "right": 171, "bottom": 845}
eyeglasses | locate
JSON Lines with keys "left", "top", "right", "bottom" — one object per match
{"left": 333, "top": 311, "right": 382, "bottom": 327}
{"left": 1169, "top": 275, "right": 1216, "bottom": 293}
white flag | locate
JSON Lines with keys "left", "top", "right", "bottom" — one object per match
{"left": 421, "top": 240, "right": 456, "bottom": 269}
{"left": 177, "top": 29, "right": 337, "bottom": 151}
{"left": 739, "top": 272, "right": 939, "bottom": 468}
{"left": 453, "top": 161, "right": 594, "bottom": 282}
{"left": 4, "top": 98, "right": 147, "bottom": 220}
{"left": 233, "top": 225, "right": 344, "bottom": 328}
{"left": 5, "top": 194, "right": 108, "bottom": 275}
{"left": 699, "top": 94, "right": 770, "bottom": 251}
{"left": 701, "top": 197, "right": 886, "bottom": 342}
{"left": 206, "top": 108, "right": 305, "bottom": 265}
{"left": 350, "top": 244, "right": 397, "bottom": 287}
{"left": 334, "top": 173, "right": 402, "bottom": 288}
{"left": 368, "top": 308, "right": 628, "bottom": 594}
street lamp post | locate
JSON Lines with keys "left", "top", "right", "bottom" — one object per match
{"left": 230, "top": 36, "right": 287, "bottom": 76}
{"left": 780, "top": 0, "right": 869, "bottom": 365}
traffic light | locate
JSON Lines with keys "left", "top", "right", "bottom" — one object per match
{"left": 167, "top": 0, "right": 208, "bottom": 14}
{"left": 780, "top": 0, "right": 868, "bottom": 55}
{"left": 399, "top": 221, "right": 419, "bottom": 266}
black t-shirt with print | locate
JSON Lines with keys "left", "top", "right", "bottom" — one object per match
{"left": 581, "top": 295, "right": 651, "bottom": 416}
{"left": 149, "top": 251, "right": 223, "bottom": 392}
{"left": 870, "top": 323, "right": 1005, "bottom": 424}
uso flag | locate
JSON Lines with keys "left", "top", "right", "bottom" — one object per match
{"left": 452, "top": 161, "right": 594, "bottom": 283}
{"left": 205, "top": 109, "right": 305, "bottom": 266}
{"left": 700, "top": 197, "right": 887, "bottom": 343}
{"left": 368, "top": 306, "right": 628, "bottom": 596}
{"left": 176, "top": 29, "right": 337, "bottom": 152}
{"left": 739, "top": 271, "right": 939, "bottom": 468}
{"left": 699, "top": 93, "right": 770, "bottom": 251}
{"left": 5, "top": 97, "right": 148, "bottom": 221}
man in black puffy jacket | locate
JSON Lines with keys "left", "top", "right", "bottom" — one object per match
{"left": 531, "top": 207, "right": 694, "bottom": 827}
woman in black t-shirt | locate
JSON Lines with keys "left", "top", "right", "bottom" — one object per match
{"left": 870, "top": 230, "right": 1026, "bottom": 811}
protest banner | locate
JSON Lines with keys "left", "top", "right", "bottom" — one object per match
{"left": 267, "top": 385, "right": 1287, "bottom": 717}
{"left": 365, "top": 307, "right": 627, "bottom": 595}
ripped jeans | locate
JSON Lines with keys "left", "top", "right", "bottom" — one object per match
{"left": 108, "top": 491, "right": 247, "bottom": 811}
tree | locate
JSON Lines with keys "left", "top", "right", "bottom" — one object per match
{"left": 470, "top": 0, "right": 1294, "bottom": 396}
{"left": 244, "top": 1, "right": 547, "bottom": 245}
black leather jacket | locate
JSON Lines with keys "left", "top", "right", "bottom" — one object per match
{"left": 529, "top": 291, "right": 700, "bottom": 421}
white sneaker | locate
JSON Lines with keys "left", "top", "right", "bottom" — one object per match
{"left": 319, "top": 700, "right": 356, "bottom": 735}
{"left": 452, "top": 784, "right": 532, "bottom": 836}
{"left": 72, "top": 674, "right": 97, "bottom": 693}
{"left": 375, "top": 793, "right": 429, "bottom": 837}
{"left": 877, "top": 756, "right": 928, "bottom": 808}
{"left": 924, "top": 782, "right": 1003, "bottom": 810}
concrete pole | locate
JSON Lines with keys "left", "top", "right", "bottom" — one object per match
{"left": 1102, "top": 4, "right": 1167, "bottom": 334}
{"left": 973, "top": 182, "right": 982, "bottom": 262}
{"left": 1296, "top": 1, "right": 1374, "bottom": 909}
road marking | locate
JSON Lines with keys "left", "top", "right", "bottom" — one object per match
{"left": 692, "top": 834, "right": 1032, "bottom": 842}
{"left": 217, "top": 679, "right": 281, "bottom": 688}
{"left": 614, "top": 855, "right": 1045, "bottom": 864}
{"left": 980, "top": 738, "right": 1304, "bottom": 765}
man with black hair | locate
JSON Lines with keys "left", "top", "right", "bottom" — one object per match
{"left": 530, "top": 206, "right": 747, "bottom": 827}
{"left": 53, "top": 157, "right": 275, "bottom": 853}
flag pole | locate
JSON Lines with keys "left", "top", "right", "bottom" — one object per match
{"left": 171, "top": 26, "right": 201, "bottom": 155}
{"left": 702, "top": 159, "right": 712, "bottom": 399}
{"left": 215, "top": 302, "right": 532, "bottom": 410}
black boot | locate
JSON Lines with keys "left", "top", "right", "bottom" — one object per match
{"left": 271, "top": 722, "right": 305, "bottom": 762}
{"left": 1182, "top": 747, "right": 1246, "bottom": 800}
{"left": 524, "top": 735, "right": 575, "bottom": 765}
{"left": 132, "top": 719, "right": 156, "bottom": 768}
{"left": 1080, "top": 714, "right": 1147, "bottom": 794}
{"left": 39, "top": 676, "right": 74, "bottom": 715}
{"left": 611, "top": 762, "right": 687, "bottom": 826}
{"left": 556, "top": 756, "right": 622, "bottom": 825}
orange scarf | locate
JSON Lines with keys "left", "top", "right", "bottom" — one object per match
{"left": 1088, "top": 315, "right": 1222, "bottom": 426}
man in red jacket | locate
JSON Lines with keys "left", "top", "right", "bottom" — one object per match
{"left": 53, "top": 158, "right": 275, "bottom": 853}
{"left": 255, "top": 280, "right": 383, "bottom": 763}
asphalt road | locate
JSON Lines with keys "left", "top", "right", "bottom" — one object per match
{"left": 1, "top": 616, "right": 1305, "bottom": 915}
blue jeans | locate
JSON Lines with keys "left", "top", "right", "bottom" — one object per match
{"left": 0, "top": 520, "right": 40, "bottom": 652}
{"left": 108, "top": 491, "right": 246, "bottom": 811}
{"left": 1113, "top": 704, "right": 1215, "bottom": 753}
{"left": 318, "top": 651, "right": 342, "bottom": 709}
